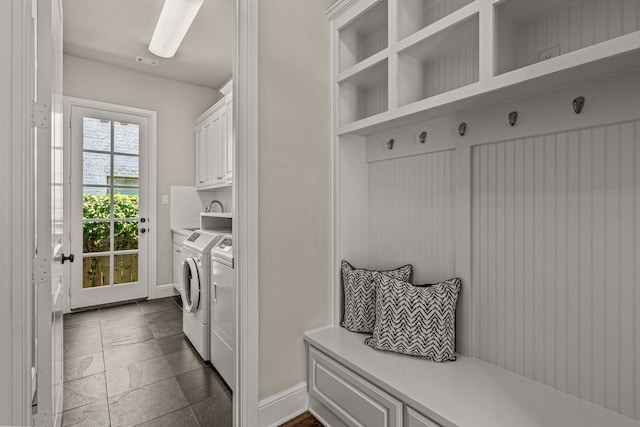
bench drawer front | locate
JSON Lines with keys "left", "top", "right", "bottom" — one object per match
{"left": 308, "top": 346, "right": 402, "bottom": 427}
{"left": 404, "top": 407, "right": 441, "bottom": 427}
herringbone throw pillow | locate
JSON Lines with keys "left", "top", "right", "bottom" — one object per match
{"left": 365, "top": 275, "right": 461, "bottom": 362}
{"left": 341, "top": 261, "right": 412, "bottom": 333}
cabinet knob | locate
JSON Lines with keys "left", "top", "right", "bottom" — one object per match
{"left": 199, "top": 180, "right": 204, "bottom": 184}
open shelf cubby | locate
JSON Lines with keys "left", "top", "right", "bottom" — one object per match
{"left": 339, "top": 0, "right": 388, "bottom": 72}
{"left": 397, "top": 13, "right": 478, "bottom": 106}
{"left": 339, "top": 59, "right": 388, "bottom": 125}
{"left": 398, "top": 0, "right": 475, "bottom": 40}
{"left": 495, "top": 0, "right": 640, "bottom": 75}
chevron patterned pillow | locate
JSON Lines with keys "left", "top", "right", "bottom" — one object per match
{"left": 365, "top": 275, "right": 461, "bottom": 362}
{"left": 341, "top": 261, "right": 412, "bottom": 333}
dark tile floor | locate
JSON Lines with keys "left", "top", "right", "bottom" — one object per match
{"left": 62, "top": 296, "right": 232, "bottom": 427}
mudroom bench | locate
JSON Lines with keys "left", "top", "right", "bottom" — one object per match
{"left": 304, "top": 327, "right": 640, "bottom": 427}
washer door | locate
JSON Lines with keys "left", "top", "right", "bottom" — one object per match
{"left": 182, "top": 257, "right": 200, "bottom": 313}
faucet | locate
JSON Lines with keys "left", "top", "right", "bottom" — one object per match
{"left": 205, "top": 200, "right": 224, "bottom": 213}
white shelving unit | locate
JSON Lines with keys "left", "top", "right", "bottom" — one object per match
{"left": 332, "top": 0, "right": 640, "bottom": 136}
{"left": 397, "top": 12, "right": 479, "bottom": 105}
{"left": 496, "top": 0, "right": 640, "bottom": 75}
{"left": 398, "top": 0, "right": 475, "bottom": 40}
{"left": 311, "top": 0, "right": 640, "bottom": 426}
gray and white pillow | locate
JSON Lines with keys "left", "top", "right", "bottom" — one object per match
{"left": 341, "top": 261, "right": 412, "bottom": 333}
{"left": 365, "top": 275, "right": 461, "bottom": 362}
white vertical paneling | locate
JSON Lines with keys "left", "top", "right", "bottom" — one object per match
{"left": 605, "top": 124, "right": 620, "bottom": 413}
{"left": 523, "top": 138, "right": 535, "bottom": 380}
{"left": 623, "top": 0, "right": 638, "bottom": 34}
{"left": 496, "top": 141, "right": 506, "bottom": 369}
{"left": 504, "top": 140, "right": 515, "bottom": 373}
{"left": 471, "top": 119, "right": 640, "bottom": 421}
{"left": 472, "top": 143, "right": 481, "bottom": 356}
{"left": 555, "top": 133, "right": 569, "bottom": 393}
{"left": 422, "top": 43, "right": 478, "bottom": 99}
{"left": 592, "top": 126, "right": 607, "bottom": 408}
{"left": 543, "top": 134, "right": 556, "bottom": 388}
{"left": 579, "top": 128, "right": 593, "bottom": 401}
{"left": 514, "top": 139, "right": 525, "bottom": 377}
{"left": 619, "top": 121, "right": 635, "bottom": 419}
{"left": 533, "top": 136, "right": 545, "bottom": 384}
{"left": 566, "top": 130, "right": 581, "bottom": 398}
{"left": 608, "top": 0, "right": 623, "bottom": 39}
{"left": 514, "top": 0, "right": 640, "bottom": 69}
{"left": 592, "top": 0, "right": 606, "bottom": 44}
{"left": 368, "top": 150, "right": 456, "bottom": 285}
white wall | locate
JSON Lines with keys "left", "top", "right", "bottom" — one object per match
{"left": 258, "top": 0, "right": 334, "bottom": 400}
{"left": 63, "top": 55, "right": 221, "bottom": 288}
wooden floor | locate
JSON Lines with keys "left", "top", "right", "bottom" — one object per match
{"left": 279, "top": 412, "right": 323, "bottom": 427}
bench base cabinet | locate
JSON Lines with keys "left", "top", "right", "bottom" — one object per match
{"left": 307, "top": 346, "right": 440, "bottom": 427}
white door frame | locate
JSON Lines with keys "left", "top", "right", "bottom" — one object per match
{"left": 234, "top": 0, "right": 260, "bottom": 425}
{"left": 63, "top": 97, "right": 158, "bottom": 313}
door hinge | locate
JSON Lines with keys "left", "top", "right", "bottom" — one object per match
{"left": 33, "top": 255, "right": 49, "bottom": 283}
{"left": 31, "top": 367, "right": 37, "bottom": 406}
{"left": 31, "top": 101, "right": 49, "bottom": 129}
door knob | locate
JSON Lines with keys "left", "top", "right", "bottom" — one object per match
{"left": 61, "top": 253, "right": 75, "bottom": 264}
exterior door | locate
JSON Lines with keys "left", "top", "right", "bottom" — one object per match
{"left": 69, "top": 104, "right": 150, "bottom": 309}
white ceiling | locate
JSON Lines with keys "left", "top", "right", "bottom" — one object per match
{"left": 63, "top": 0, "right": 233, "bottom": 90}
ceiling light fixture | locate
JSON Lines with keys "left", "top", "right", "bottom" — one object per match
{"left": 148, "top": 0, "right": 204, "bottom": 59}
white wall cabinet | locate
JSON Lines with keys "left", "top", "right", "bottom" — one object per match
{"left": 195, "top": 80, "right": 233, "bottom": 190}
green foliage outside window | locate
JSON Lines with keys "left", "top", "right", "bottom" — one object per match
{"left": 83, "top": 193, "right": 139, "bottom": 287}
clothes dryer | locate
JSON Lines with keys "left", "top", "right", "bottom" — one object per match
{"left": 210, "top": 234, "right": 235, "bottom": 390}
{"left": 181, "top": 229, "right": 229, "bottom": 361}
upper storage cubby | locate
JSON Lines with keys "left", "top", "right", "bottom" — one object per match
{"left": 339, "top": 59, "right": 388, "bottom": 125}
{"left": 339, "top": 0, "right": 388, "bottom": 72}
{"left": 495, "top": 0, "right": 640, "bottom": 75}
{"left": 397, "top": 0, "right": 474, "bottom": 40}
{"left": 398, "top": 14, "right": 478, "bottom": 106}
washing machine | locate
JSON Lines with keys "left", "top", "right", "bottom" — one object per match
{"left": 210, "top": 234, "right": 235, "bottom": 390}
{"left": 181, "top": 229, "right": 229, "bottom": 361}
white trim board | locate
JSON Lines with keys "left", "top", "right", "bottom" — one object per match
{"left": 258, "top": 382, "right": 308, "bottom": 427}
{"left": 234, "top": 0, "right": 260, "bottom": 425}
{"left": 62, "top": 96, "right": 158, "bottom": 312}
{"left": 155, "top": 284, "right": 178, "bottom": 299}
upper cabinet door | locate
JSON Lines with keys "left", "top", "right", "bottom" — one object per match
{"left": 224, "top": 93, "right": 233, "bottom": 183}
{"left": 210, "top": 109, "right": 225, "bottom": 185}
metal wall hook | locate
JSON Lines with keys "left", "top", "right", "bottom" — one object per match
{"left": 386, "top": 138, "right": 395, "bottom": 150}
{"left": 418, "top": 131, "right": 427, "bottom": 144}
{"left": 573, "top": 96, "right": 585, "bottom": 114}
{"left": 508, "top": 111, "right": 518, "bottom": 127}
{"left": 458, "top": 122, "right": 467, "bottom": 136}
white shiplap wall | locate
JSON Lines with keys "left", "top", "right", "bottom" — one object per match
{"left": 368, "top": 149, "right": 456, "bottom": 284}
{"left": 472, "top": 120, "right": 640, "bottom": 420}
{"left": 423, "top": 43, "right": 478, "bottom": 99}
{"left": 515, "top": 0, "right": 640, "bottom": 69}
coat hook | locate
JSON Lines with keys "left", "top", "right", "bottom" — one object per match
{"left": 573, "top": 96, "right": 585, "bottom": 114}
{"left": 508, "top": 111, "right": 518, "bottom": 127}
{"left": 386, "top": 138, "right": 395, "bottom": 150}
{"left": 418, "top": 131, "right": 427, "bottom": 144}
{"left": 458, "top": 122, "right": 467, "bottom": 136}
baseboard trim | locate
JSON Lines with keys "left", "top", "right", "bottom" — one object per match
{"left": 258, "top": 382, "right": 308, "bottom": 427}
{"left": 155, "top": 284, "right": 179, "bottom": 299}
